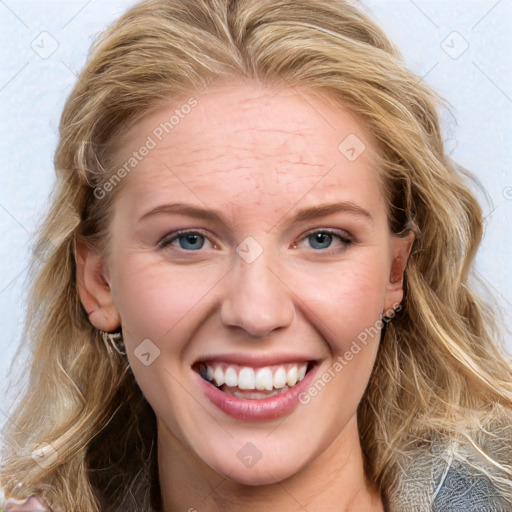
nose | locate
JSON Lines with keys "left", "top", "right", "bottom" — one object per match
{"left": 219, "top": 249, "right": 295, "bottom": 338}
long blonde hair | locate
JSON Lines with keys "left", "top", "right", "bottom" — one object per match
{"left": 2, "top": 0, "right": 511, "bottom": 510}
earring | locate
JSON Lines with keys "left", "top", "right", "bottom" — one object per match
{"left": 100, "top": 329, "right": 126, "bottom": 356}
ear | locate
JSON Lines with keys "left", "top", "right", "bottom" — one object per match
{"left": 74, "top": 237, "right": 121, "bottom": 332}
{"left": 383, "top": 230, "right": 414, "bottom": 315}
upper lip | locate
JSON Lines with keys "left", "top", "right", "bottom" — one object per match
{"left": 193, "top": 353, "right": 321, "bottom": 367}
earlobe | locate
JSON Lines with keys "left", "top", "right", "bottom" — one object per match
{"left": 74, "top": 236, "right": 120, "bottom": 332}
{"left": 384, "top": 231, "right": 415, "bottom": 313}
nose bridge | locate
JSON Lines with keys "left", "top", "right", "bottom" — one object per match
{"left": 220, "top": 239, "right": 295, "bottom": 337}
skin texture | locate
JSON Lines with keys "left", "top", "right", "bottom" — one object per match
{"left": 76, "top": 81, "right": 413, "bottom": 511}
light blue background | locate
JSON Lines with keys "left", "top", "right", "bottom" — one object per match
{"left": 1, "top": 0, "right": 511, "bottom": 448}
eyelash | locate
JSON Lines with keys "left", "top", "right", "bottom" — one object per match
{"left": 157, "top": 228, "right": 354, "bottom": 255}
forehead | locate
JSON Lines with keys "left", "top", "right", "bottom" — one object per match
{"left": 112, "top": 82, "right": 385, "bottom": 219}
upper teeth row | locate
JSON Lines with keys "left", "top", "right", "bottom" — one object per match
{"left": 200, "top": 363, "right": 308, "bottom": 390}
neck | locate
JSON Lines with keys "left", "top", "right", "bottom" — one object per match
{"left": 157, "top": 415, "right": 384, "bottom": 512}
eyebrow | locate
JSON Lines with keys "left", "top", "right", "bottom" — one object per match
{"left": 138, "top": 201, "right": 373, "bottom": 226}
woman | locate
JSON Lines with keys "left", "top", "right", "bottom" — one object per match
{"left": 1, "top": 0, "right": 511, "bottom": 510}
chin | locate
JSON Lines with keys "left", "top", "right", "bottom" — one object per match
{"left": 220, "top": 464, "right": 300, "bottom": 487}
{"left": 205, "top": 445, "right": 309, "bottom": 487}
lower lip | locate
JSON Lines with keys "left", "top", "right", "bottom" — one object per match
{"left": 194, "top": 364, "right": 318, "bottom": 422}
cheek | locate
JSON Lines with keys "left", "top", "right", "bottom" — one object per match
{"left": 110, "top": 257, "right": 214, "bottom": 432}
{"left": 110, "top": 255, "right": 224, "bottom": 343}
{"left": 297, "top": 259, "right": 389, "bottom": 350}
{"left": 301, "top": 263, "right": 387, "bottom": 414}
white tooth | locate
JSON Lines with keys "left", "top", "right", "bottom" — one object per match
{"left": 206, "top": 365, "right": 214, "bottom": 380}
{"left": 255, "top": 367, "right": 273, "bottom": 390}
{"left": 224, "top": 366, "right": 238, "bottom": 387}
{"left": 238, "top": 367, "right": 256, "bottom": 390}
{"left": 273, "top": 366, "right": 287, "bottom": 389}
{"left": 213, "top": 366, "right": 225, "bottom": 386}
{"left": 286, "top": 366, "right": 298, "bottom": 387}
{"left": 298, "top": 363, "right": 308, "bottom": 381}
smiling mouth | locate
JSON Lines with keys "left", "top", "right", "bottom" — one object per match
{"left": 194, "top": 361, "right": 315, "bottom": 399}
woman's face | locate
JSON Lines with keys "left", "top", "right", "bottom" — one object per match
{"left": 79, "top": 81, "right": 412, "bottom": 485}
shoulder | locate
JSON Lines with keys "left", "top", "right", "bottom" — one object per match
{"left": 432, "top": 458, "right": 511, "bottom": 512}
{"left": 385, "top": 435, "right": 512, "bottom": 512}
{"left": 4, "top": 494, "right": 52, "bottom": 511}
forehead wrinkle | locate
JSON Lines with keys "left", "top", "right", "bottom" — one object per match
{"left": 152, "top": 141, "right": 328, "bottom": 177}
{"left": 156, "top": 122, "right": 324, "bottom": 154}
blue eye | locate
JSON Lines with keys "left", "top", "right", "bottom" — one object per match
{"left": 158, "top": 231, "right": 212, "bottom": 251}
{"left": 308, "top": 232, "right": 333, "bottom": 250}
{"left": 303, "top": 230, "right": 352, "bottom": 252}
{"left": 176, "top": 233, "right": 205, "bottom": 250}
